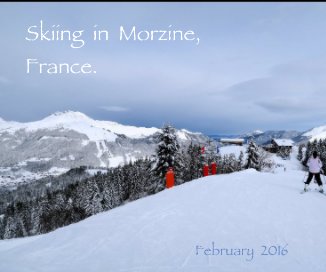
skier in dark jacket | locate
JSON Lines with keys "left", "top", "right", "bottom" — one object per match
{"left": 304, "top": 151, "right": 323, "bottom": 193}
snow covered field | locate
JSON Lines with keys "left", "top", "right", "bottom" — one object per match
{"left": 0, "top": 167, "right": 325, "bottom": 272}
{"left": 0, "top": 167, "right": 68, "bottom": 189}
{"left": 219, "top": 145, "right": 247, "bottom": 158}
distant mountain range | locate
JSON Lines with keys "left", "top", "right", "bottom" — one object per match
{"left": 210, "top": 131, "right": 300, "bottom": 145}
{"left": 0, "top": 111, "right": 209, "bottom": 187}
{"left": 210, "top": 125, "right": 326, "bottom": 146}
{"left": 1, "top": 110, "right": 326, "bottom": 188}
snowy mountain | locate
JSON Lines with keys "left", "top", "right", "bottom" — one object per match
{"left": 244, "top": 129, "right": 264, "bottom": 137}
{"left": 210, "top": 130, "right": 301, "bottom": 145}
{"left": 302, "top": 125, "right": 326, "bottom": 142}
{"left": 243, "top": 130, "right": 302, "bottom": 145}
{"left": 0, "top": 111, "right": 208, "bottom": 186}
{"left": 0, "top": 111, "right": 160, "bottom": 141}
{"left": 1, "top": 168, "right": 325, "bottom": 272}
{"left": 212, "top": 125, "right": 326, "bottom": 146}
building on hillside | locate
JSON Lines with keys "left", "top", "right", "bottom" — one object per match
{"left": 263, "top": 138, "right": 294, "bottom": 154}
{"left": 219, "top": 138, "right": 245, "bottom": 146}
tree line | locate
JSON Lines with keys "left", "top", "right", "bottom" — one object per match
{"left": 0, "top": 125, "right": 267, "bottom": 239}
{"left": 298, "top": 139, "right": 326, "bottom": 173}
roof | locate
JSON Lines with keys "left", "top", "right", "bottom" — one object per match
{"left": 272, "top": 138, "right": 294, "bottom": 147}
{"left": 220, "top": 138, "right": 244, "bottom": 143}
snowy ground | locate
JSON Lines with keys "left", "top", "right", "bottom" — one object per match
{"left": 219, "top": 144, "right": 302, "bottom": 173}
{"left": 0, "top": 167, "right": 68, "bottom": 189}
{"left": 0, "top": 167, "right": 112, "bottom": 189}
{"left": 219, "top": 145, "right": 247, "bottom": 158}
{"left": 1, "top": 166, "right": 326, "bottom": 272}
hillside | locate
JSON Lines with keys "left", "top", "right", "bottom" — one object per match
{"left": 303, "top": 125, "right": 326, "bottom": 142}
{"left": 210, "top": 130, "right": 302, "bottom": 145}
{"left": 1, "top": 169, "right": 325, "bottom": 272}
{"left": 0, "top": 111, "right": 208, "bottom": 187}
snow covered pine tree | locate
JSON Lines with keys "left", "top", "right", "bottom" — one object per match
{"left": 152, "top": 124, "right": 181, "bottom": 190}
{"left": 183, "top": 142, "right": 205, "bottom": 181}
{"left": 245, "top": 141, "right": 260, "bottom": 170}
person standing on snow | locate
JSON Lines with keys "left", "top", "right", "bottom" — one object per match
{"left": 304, "top": 151, "right": 324, "bottom": 193}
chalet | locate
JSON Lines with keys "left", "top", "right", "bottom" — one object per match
{"left": 264, "top": 138, "right": 294, "bottom": 153}
{"left": 219, "top": 138, "right": 245, "bottom": 146}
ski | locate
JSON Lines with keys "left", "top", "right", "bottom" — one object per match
{"left": 301, "top": 188, "right": 326, "bottom": 195}
{"left": 314, "top": 188, "right": 326, "bottom": 196}
{"left": 300, "top": 188, "right": 311, "bottom": 194}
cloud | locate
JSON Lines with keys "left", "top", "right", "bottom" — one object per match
{"left": 0, "top": 76, "right": 10, "bottom": 85}
{"left": 220, "top": 58, "right": 326, "bottom": 116}
{"left": 256, "top": 98, "right": 321, "bottom": 113}
{"left": 3, "top": 3, "right": 326, "bottom": 134}
{"left": 99, "top": 106, "right": 130, "bottom": 112}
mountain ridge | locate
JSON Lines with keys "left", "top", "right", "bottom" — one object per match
{"left": 0, "top": 111, "right": 209, "bottom": 188}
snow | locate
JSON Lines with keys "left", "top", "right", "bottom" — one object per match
{"left": 245, "top": 130, "right": 264, "bottom": 137}
{"left": 0, "top": 111, "right": 202, "bottom": 143}
{"left": 220, "top": 138, "right": 245, "bottom": 143}
{"left": 95, "top": 140, "right": 110, "bottom": 166}
{"left": 273, "top": 138, "right": 294, "bottom": 147}
{"left": 303, "top": 125, "right": 326, "bottom": 142}
{"left": 48, "top": 167, "right": 68, "bottom": 175}
{"left": 39, "top": 136, "right": 66, "bottom": 141}
{"left": 0, "top": 168, "right": 67, "bottom": 189}
{"left": 124, "top": 153, "right": 138, "bottom": 164}
{"left": 176, "top": 129, "right": 202, "bottom": 140}
{"left": 1, "top": 162, "right": 326, "bottom": 271}
{"left": 25, "top": 157, "right": 51, "bottom": 162}
{"left": 180, "top": 128, "right": 202, "bottom": 135}
{"left": 219, "top": 145, "right": 247, "bottom": 158}
{"left": 253, "top": 130, "right": 264, "bottom": 135}
{"left": 176, "top": 130, "right": 189, "bottom": 140}
{"left": 271, "top": 146, "right": 302, "bottom": 171}
{"left": 60, "top": 155, "right": 75, "bottom": 161}
{"left": 86, "top": 169, "right": 108, "bottom": 176}
{"left": 109, "top": 156, "right": 124, "bottom": 167}
{"left": 0, "top": 111, "right": 118, "bottom": 142}
{"left": 0, "top": 111, "right": 161, "bottom": 142}
{"left": 81, "top": 139, "right": 89, "bottom": 146}
{"left": 96, "top": 119, "right": 160, "bottom": 139}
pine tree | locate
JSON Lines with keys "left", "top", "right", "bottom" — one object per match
{"left": 204, "top": 139, "right": 218, "bottom": 165}
{"left": 183, "top": 143, "right": 205, "bottom": 181}
{"left": 303, "top": 141, "right": 312, "bottom": 166}
{"left": 312, "top": 139, "right": 318, "bottom": 154}
{"left": 3, "top": 205, "right": 16, "bottom": 239}
{"left": 146, "top": 157, "right": 163, "bottom": 194}
{"left": 224, "top": 154, "right": 237, "bottom": 173}
{"left": 245, "top": 141, "right": 260, "bottom": 170}
{"left": 15, "top": 201, "right": 30, "bottom": 237}
{"left": 238, "top": 151, "right": 244, "bottom": 171}
{"left": 297, "top": 144, "right": 304, "bottom": 161}
{"left": 101, "top": 175, "right": 114, "bottom": 210}
{"left": 0, "top": 215, "right": 4, "bottom": 239}
{"left": 83, "top": 179, "right": 103, "bottom": 216}
{"left": 3, "top": 216, "right": 16, "bottom": 239}
{"left": 215, "top": 154, "right": 223, "bottom": 174}
{"left": 152, "top": 124, "right": 181, "bottom": 179}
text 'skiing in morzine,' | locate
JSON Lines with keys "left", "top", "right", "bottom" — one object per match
{"left": 25, "top": 20, "right": 200, "bottom": 74}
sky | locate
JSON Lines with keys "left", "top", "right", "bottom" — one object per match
{"left": 1, "top": 2, "right": 326, "bottom": 135}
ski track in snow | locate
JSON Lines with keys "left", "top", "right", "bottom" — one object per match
{"left": 1, "top": 169, "right": 326, "bottom": 272}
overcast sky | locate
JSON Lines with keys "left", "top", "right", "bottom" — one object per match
{"left": 1, "top": 2, "right": 326, "bottom": 134}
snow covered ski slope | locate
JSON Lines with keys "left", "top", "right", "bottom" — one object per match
{"left": 1, "top": 169, "right": 326, "bottom": 272}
